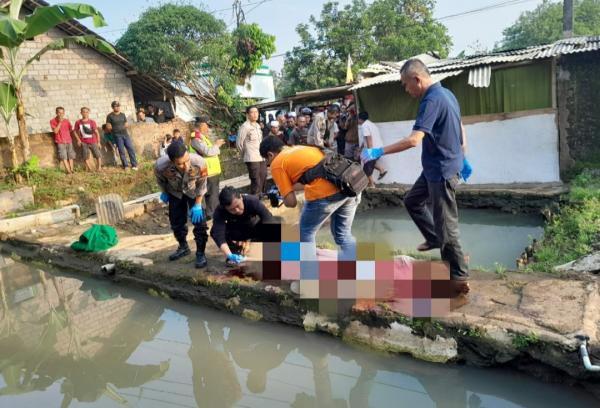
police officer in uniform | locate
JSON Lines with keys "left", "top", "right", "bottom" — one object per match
{"left": 155, "top": 142, "right": 209, "bottom": 268}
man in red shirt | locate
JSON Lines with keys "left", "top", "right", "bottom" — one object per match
{"left": 74, "top": 107, "right": 102, "bottom": 172}
{"left": 49, "top": 106, "right": 75, "bottom": 174}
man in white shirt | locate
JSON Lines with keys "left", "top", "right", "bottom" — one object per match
{"left": 359, "top": 111, "right": 387, "bottom": 186}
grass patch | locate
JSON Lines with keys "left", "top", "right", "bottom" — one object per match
{"left": 527, "top": 169, "right": 600, "bottom": 272}
{"left": 2, "top": 160, "right": 159, "bottom": 217}
{"left": 512, "top": 332, "right": 540, "bottom": 349}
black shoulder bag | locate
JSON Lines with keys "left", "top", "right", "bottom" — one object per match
{"left": 298, "top": 148, "right": 369, "bottom": 197}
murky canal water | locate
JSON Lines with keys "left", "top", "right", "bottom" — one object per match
{"left": 0, "top": 260, "right": 595, "bottom": 408}
{"left": 318, "top": 208, "right": 544, "bottom": 269}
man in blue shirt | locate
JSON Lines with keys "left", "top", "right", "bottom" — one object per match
{"left": 362, "top": 59, "right": 469, "bottom": 294}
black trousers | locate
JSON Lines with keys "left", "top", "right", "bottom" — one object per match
{"left": 336, "top": 130, "right": 346, "bottom": 155}
{"left": 205, "top": 175, "right": 220, "bottom": 219}
{"left": 223, "top": 221, "right": 274, "bottom": 254}
{"left": 168, "top": 193, "right": 208, "bottom": 254}
{"left": 403, "top": 173, "right": 469, "bottom": 280}
{"left": 246, "top": 161, "right": 267, "bottom": 196}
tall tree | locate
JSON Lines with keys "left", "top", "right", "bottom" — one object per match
{"left": 498, "top": 0, "right": 600, "bottom": 50}
{"left": 0, "top": 1, "right": 114, "bottom": 169}
{"left": 280, "top": 0, "right": 451, "bottom": 96}
{"left": 116, "top": 4, "right": 274, "bottom": 125}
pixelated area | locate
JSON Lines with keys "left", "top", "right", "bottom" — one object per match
{"left": 235, "top": 224, "right": 456, "bottom": 317}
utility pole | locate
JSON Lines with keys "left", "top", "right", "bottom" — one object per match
{"left": 563, "top": 0, "right": 574, "bottom": 38}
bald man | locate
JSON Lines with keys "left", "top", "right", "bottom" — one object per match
{"left": 361, "top": 58, "right": 469, "bottom": 295}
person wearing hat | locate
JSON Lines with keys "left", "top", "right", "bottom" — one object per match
{"left": 268, "top": 120, "right": 284, "bottom": 142}
{"left": 190, "top": 115, "right": 225, "bottom": 219}
{"left": 106, "top": 101, "right": 138, "bottom": 171}
{"left": 301, "top": 107, "right": 312, "bottom": 127}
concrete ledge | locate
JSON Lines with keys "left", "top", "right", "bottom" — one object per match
{"left": 0, "top": 187, "right": 34, "bottom": 216}
{"left": 362, "top": 182, "right": 568, "bottom": 213}
{"left": 0, "top": 205, "right": 80, "bottom": 234}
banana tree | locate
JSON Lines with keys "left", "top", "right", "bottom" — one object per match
{"left": 0, "top": 0, "right": 115, "bottom": 168}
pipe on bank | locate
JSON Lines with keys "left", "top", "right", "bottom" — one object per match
{"left": 577, "top": 335, "right": 600, "bottom": 372}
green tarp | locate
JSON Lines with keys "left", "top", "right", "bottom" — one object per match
{"left": 358, "top": 60, "right": 553, "bottom": 122}
{"left": 70, "top": 224, "right": 118, "bottom": 252}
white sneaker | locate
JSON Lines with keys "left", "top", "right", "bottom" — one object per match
{"left": 132, "top": 166, "right": 139, "bottom": 171}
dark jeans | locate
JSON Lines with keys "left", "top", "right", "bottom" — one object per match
{"left": 404, "top": 173, "right": 469, "bottom": 280}
{"left": 336, "top": 131, "right": 346, "bottom": 155}
{"left": 246, "top": 161, "right": 267, "bottom": 196}
{"left": 168, "top": 193, "right": 208, "bottom": 254}
{"left": 114, "top": 134, "right": 138, "bottom": 168}
{"left": 205, "top": 175, "right": 220, "bottom": 219}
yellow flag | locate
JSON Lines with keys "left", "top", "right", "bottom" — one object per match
{"left": 346, "top": 54, "right": 354, "bottom": 84}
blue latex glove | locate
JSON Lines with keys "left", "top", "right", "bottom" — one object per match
{"left": 159, "top": 192, "right": 169, "bottom": 203}
{"left": 190, "top": 204, "right": 204, "bottom": 224}
{"left": 227, "top": 253, "right": 246, "bottom": 264}
{"left": 461, "top": 158, "right": 473, "bottom": 181}
{"left": 361, "top": 147, "right": 384, "bottom": 163}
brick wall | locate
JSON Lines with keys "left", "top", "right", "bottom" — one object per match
{"left": 0, "top": 118, "right": 193, "bottom": 168}
{"left": 557, "top": 52, "right": 600, "bottom": 174}
{"left": 0, "top": 27, "right": 136, "bottom": 140}
{"left": 0, "top": 117, "right": 249, "bottom": 180}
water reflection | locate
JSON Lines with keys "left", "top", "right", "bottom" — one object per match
{"left": 0, "top": 258, "right": 596, "bottom": 408}
{"left": 0, "top": 258, "right": 169, "bottom": 406}
{"left": 318, "top": 208, "right": 544, "bottom": 268}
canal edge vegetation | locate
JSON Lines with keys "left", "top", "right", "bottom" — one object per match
{"left": 526, "top": 168, "right": 600, "bottom": 273}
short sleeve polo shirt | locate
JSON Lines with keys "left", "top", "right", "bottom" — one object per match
{"left": 413, "top": 82, "right": 464, "bottom": 182}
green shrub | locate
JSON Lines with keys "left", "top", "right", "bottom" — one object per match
{"left": 528, "top": 169, "right": 600, "bottom": 272}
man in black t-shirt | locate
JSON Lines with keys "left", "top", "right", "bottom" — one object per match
{"left": 210, "top": 186, "right": 275, "bottom": 265}
{"left": 106, "top": 100, "right": 138, "bottom": 170}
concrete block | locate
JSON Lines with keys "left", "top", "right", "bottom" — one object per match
{"left": 0, "top": 187, "right": 35, "bottom": 216}
{"left": 0, "top": 205, "right": 80, "bottom": 234}
{"left": 123, "top": 203, "right": 145, "bottom": 220}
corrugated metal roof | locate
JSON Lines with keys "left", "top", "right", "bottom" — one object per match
{"left": 355, "top": 36, "right": 600, "bottom": 91}
{"left": 351, "top": 70, "right": 463, "bottom": 90}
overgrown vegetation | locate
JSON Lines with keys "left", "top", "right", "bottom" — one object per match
{"left": 527, "top": 169, "right": 600, "bottom": 272}
{"left": 1, "top": 161, "right": 158, "bottom": 216}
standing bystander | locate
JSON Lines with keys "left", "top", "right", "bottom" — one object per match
{"left": 49, "top": 107, "right": 75, "bottom": 174}
{"left": 106, "top": 101, "right": 138, "bottom": 171}
{"left": 74, "top": 107, "right": 102, "bottom": 172}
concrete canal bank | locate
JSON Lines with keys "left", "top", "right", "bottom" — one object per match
{"left": 1, "top": 182, "right": 599, "bottom": 398}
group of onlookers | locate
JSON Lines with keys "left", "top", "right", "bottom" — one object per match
{"left": 50, "top": 100, "right": 139, "bottom": 173}
{"left": 248, "top": 102, "right": 388, "bottom": 188}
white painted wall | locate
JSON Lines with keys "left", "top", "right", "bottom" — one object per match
{"left": 373, "top": 113, "right": 560, "bottom": 184}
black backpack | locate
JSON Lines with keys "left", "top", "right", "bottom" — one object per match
{"left": 298, "top": 148, "right": 369, "bottom": 197}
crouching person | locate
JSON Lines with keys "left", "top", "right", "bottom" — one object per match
{"left": 210, "top": 186, "right": 274, "bottom": 266}
{"left": 155, "top": 142, "right": 209, "bottom": 268}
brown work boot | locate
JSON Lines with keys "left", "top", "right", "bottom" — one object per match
{"left": 451, "top": 280, "right": 470, "bottom": 296}
{"left": 417, "top": 241, "right": 440, "bottom": 252}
